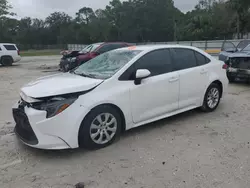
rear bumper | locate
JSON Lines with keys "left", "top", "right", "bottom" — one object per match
{"left": 13, "top": 56, "right": 21, "bottom": 63}
{"left": 227, "top": 68, "right": 250, "bottom": 79}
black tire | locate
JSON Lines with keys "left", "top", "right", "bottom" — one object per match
{"left": 228, "top": 76, "right": 235, "bottom": 83}
{"left": 200, "top": 83, "right": 221, "bottom": 112}
{"left": 78, "top": 105, "right": 122, "bottom": 150}
{"left": 1, "top": 56, "right": 13, "bottom": 66}
{"left": 62, "top": 63, "right": 70, "bottom": 72}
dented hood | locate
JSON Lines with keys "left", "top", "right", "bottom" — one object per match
{"left": 21, "top": 73, "right": 103, "bottom": 98}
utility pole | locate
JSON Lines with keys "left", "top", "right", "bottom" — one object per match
{"left": 236, "top": 13, "right": 240, "bottom": 39}
{"left": 173, "top": 19, "right": 177, "bottom": 41}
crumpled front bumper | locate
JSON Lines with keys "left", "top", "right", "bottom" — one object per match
{"left": 59, "top": 58, "right": 78, "bottom": 71}
{"left": 12, "top": 101, "right": 89, "bottom": 150}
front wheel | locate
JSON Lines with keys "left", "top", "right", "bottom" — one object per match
{"left": 62, "top": 63, "right": 71, "bottom": 72}
{"left": 200, "top": 83, "right": 221, "bottom": 112}
{"left": 78, "top": 105, "right": 122, "bottom": 150}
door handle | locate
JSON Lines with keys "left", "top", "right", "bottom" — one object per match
{"left": 200, "top": 69, "right": 208, "bottom": 74}
{"left": 169, "top": 77, "right": 179, "bottom": 83}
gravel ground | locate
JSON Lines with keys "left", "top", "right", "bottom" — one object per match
{"left": 1, "top": 56, "right": 250, "bottom": 188}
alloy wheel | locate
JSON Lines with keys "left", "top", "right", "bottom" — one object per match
{"left": 207, "top": 87, "right": 220, "bottom": 109}
{"left": 89, "top": 113, "right": 117, "bottom": 145}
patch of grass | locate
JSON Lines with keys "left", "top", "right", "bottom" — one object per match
{"left": 20, "top": 49, "right": 61, "bottom": 57}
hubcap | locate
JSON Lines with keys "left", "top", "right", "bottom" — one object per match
{"left": 90, "top": 113, "right": 117, "bottom": 144}
{"left": 207, "top": 88, "right": 220, "bottom": 109}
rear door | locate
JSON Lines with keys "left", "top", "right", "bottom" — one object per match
{"left": 170, "top": 48, "right": 208, "bottom": 109}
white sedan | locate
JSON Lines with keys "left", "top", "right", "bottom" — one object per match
{"left": 12, "top": 45, "right": 228, "bottom": 150}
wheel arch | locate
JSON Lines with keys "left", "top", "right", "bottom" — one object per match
{"left": 0, "top": 55, "right": 13, "bottom": 61}
{"left": 78, "top": 103, "right": 126, "bottom": 146}
{"left": 210, "top": 80, "right": 223, "bottom": 97}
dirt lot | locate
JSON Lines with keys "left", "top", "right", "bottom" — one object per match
{"left": 1, "top": 56, "right": 250, "bottom": 188}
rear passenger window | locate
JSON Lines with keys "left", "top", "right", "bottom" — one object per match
{"left": 195, "top": 51, "right": 210, "bottom": 66}
{"left": 4, "top": 45, "right": 17, "bottom": 51}
{"left": 111, "top": 43, "right": 127, "bottom": 49}
{"left": 171, "top": 48, "right": 197, "bottom": 70}
{"left": 134, "top": 49, "right": 173, "bottom": 77}
{"left": 98, "top": 44, "right": 128, "bottom": 54}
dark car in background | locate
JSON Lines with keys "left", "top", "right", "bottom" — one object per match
{"left": 219, "top": 40, "right": 250, "bottom": 83}
{"left": 59, "top": 42, "right": 131, "bottom": 72}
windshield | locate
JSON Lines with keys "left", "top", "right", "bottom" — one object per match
{"left": 237, "top": 40, "right": 250, "bottom": 50}
{"left": 79, "top": 43, "right": 102, "bottom": 53}
{"left": 79, "top": 45, "right": 92, "bottom": 53}
{"left": 241, "top": 44, "right": 250, "bottom": 52}
{"left": 73, "top": 49, "right": 142, "bottom": 79}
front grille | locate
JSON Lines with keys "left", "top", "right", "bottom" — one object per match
{"left": 13, "top": 108, "right": 38, "bottom": 145}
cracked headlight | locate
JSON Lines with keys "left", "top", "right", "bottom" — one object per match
{"left": 33, "top": 97, "right": 77, "bottom": 118}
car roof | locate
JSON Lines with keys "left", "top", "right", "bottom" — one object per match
{"left": 0, "top": 43, "right": 16, "bottom": 45}
{"left": 103, "top": 42, "right": 129, "bottom": 44}
{"left": 92, "top": 42, "right": 104, "bottom": 45}
{"left": 119, "top": 44, "right": 199, "bottom": 51}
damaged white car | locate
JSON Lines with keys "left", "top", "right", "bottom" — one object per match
{"left": 12, "top": 45, "right": 228, "bottom": 150}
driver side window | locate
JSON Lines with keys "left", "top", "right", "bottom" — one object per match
{"left": 134, "top": 49, "right": 173, "bottom": 77}
{"left": 119, "top": 49, "right": 173, "bottom": 80}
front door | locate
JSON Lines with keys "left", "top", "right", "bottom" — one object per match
{"left": 129, "top": 49, "right": 179, "bottom": 124}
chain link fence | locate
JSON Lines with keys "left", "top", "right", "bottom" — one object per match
{"left": 18, "top": 39, "right": 245, "bottom": 55}
{"left": 67, "top": 40, "right": 241, "bottom": 55}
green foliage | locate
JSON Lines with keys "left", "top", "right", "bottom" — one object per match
{"left": 0, "top": 0, "right": 250, "bottom": 49}
{"left": 0, "top": 0, "right": 14, "bottom": 18}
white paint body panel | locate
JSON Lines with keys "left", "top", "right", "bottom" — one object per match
{"left": 21, "top": 73, "right": 103, "bottom": 98}
{"left": 130, "top": 72, "right": 179, "bottom": 123}
{"left": 13, "top": 45, "right": 228, "bottom": 149}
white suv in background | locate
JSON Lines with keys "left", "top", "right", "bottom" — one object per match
{"left": 0, "top": 43, "right": 21, "bottom": 66}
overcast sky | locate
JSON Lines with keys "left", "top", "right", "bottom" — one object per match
{"left": 9, "top": 0, "right": 198, "bottom": 19}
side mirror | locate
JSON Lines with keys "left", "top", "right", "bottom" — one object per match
{"left": 134, "top": 69, "right": 151, "bottom": 85}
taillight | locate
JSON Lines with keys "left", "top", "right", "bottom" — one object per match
{"left": 17, "top": 50, "right": 20, "bottom": 55}
{"left": 222, "top": 64, "right": 228, "bottom": 69}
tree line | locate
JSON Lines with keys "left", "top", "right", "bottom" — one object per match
{"left": 0, "top": 0, "right": 250, "bottom": 50}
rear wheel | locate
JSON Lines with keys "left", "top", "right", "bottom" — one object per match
{"left": 1, "top": 56, "right": 13, "bottom": 66}
{"left": 201, "top": 83, "right": 221, "bottom": 112}
{"left": 78, "top": 105, "right": 122, "bottom": 150}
